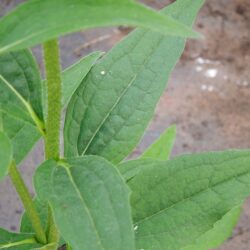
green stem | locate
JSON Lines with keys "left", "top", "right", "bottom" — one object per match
{"left": 43, "top": 39, "right": 62, "bottom": 248}
{"left": 43, "top": 39, "right": 62, "bottom": 160}
{"left": 46, "top": 206, "right": 59, "bottom": 244}
{"left": 9, "top": 162, "right": 46, "bottom": 244}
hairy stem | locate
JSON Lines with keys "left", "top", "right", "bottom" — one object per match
{"left": 43, "top": 39, "right": 62, "bottom": 160}
{"left": 9, "top": 162, "right": 46, "bottom": 244}
{"left": 43, "top": 39, "right": 62, "bottom": 248}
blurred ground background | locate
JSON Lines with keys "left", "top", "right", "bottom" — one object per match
{"left": 1, "top": 0, "right": 250, "bottom": 249}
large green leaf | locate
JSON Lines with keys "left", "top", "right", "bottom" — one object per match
{"left": 34, "top": 156, "right": 134, "bottom": 250}
{"left": 0, "top": 131, "right": 12, "bottom": 180}
{"left": 0, "top": 228, "right": 41, "bottom": 250}
{"left": 141, "top": 125, "right": 176, "bottom": 160}
{"left": 119, "top": 150, "right": 250, "bottom": 250}
{"left": 0, "top": 49, "right": 44, "bottom": 163}
{"left": 0, "top": 0, "right": 199, "bottom": 54}
{"left": 64, "top": 0, "right": 204, "bottom": 163}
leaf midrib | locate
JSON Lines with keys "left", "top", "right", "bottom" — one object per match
{"left": 80, "top": 30, "right": 166, "bottom": 155}
{"left": 61, "top": 166, "right": 106, "bottom": 250}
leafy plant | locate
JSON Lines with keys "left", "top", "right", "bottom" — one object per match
{"left": 0, "top": 0, "right": 247, "bottom": 249}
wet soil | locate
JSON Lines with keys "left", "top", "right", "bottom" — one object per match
{"left": 0, "top": 0, "right": 250, "bottom": 249}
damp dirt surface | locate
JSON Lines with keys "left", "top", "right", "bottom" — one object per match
{"left": 1, "top": 0, "right": 250, "bottom": 249}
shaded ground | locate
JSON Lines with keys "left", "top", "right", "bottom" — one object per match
{"left": 0, "top": 0, "right": 250, "bottom": 249}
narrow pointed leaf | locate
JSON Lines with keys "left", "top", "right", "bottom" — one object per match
{"left": 34, "top": 156, "right": 134, "bottom": 250}
{"left": 0, "top": 228, "right": 41, "bottom": 250}
{"left": 119, "top": 150, "right": 250, "bottom": 250}
{"left": 0, "top": 131, "right": 12, "bottom": 180}
{"left": 0, "top": 0, "right": 199, "bottom": 54}
{"left": 64, "top": 0, "right": 204, "bottom": 163}
{"left": 141, "top": 125, "right": 176, "bottom": 160}
{"left": 0, "top": 49, "right": 43, "bottom": 163}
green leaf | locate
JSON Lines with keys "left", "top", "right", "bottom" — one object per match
{"left": 42, "top": 51, "right": 103, "bottom": 117}
{"left": 64, "top": 0, "right": 204, "bottom": 163}
{"left": 0, "top": 228, "right": 41, "bottom": 250}
{"left": 119, "top": 150, "right": 250, "bottom": 250}
{"left": 0, "top": 0, "right": 199, "bottom": 54}
{"left": 2, "top": 116, "right": 41, "bottom": 164}
{"left": 141, "top": 125, "right": 176, "bottom": 160}
{"left": 62, "top": 52, "right": 103, "bottom": 108}
{"left": 0, "top": 49, "right": 43, "bottom": 120}
{"left": 0, "top": 103, "right": 34, "bottom": 126}
{"left": 0, "top": 131, "right": 12, "bottom": 180}
{"left": 0, "top": 49, "right": 44, "bottom": 163}
{"left": 34, "top": 156, "right": 134, "bottom": 250}
{"left": 182, "top": 205, "right": 241, "bottom": 250}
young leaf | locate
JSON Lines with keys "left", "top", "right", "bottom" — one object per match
{"left": 0, "top": 0, "right": 199, "bottom": 54}
{"left": 141, "top": 125, "right": 176, "bottom": 160}
{"left": 0, "top": 131, "right": 12, "bottom": 180}
{"left": 42, "top": 51, "right": 103, "bottom": 117}
{"left": 0, "top": 49, "right": 44, "bottom": 163}
{"left": 34, "top": 156, "right": 134, "bottom": 250}
{"left": 64, "top": 0, "right": 204, "bottom": 163}
{"left": 0, "top": 228, "right": 41, "bottom": 250}
{"left": 119, "top": 150, "right": 250, "bottom": 250}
